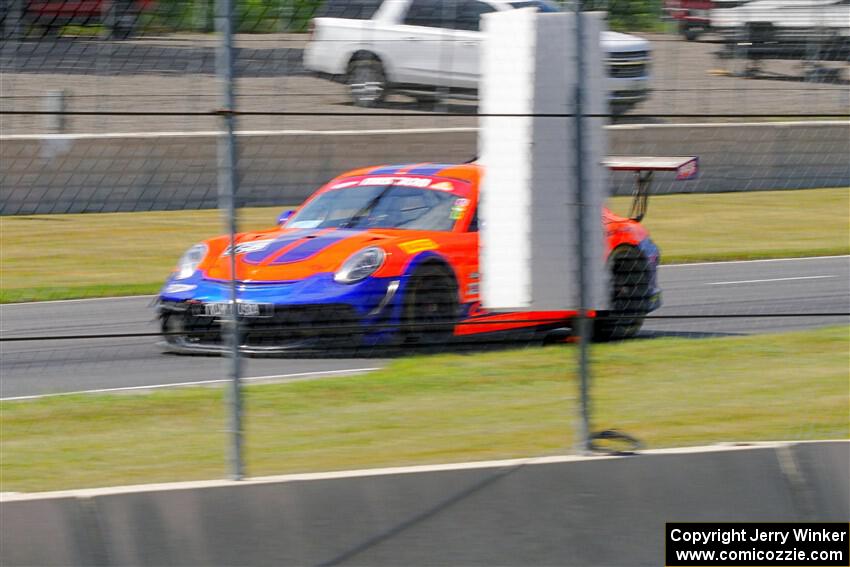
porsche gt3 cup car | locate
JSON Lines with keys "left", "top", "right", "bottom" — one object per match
{"left": 157, "top": 158, "right": 696, "bottom": 353}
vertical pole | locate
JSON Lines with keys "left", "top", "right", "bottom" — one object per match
{"left": 5, "top": 0, "right": 22, "bottom": 40}
{"left": 216, "top": 0, "right": 244, "bottom": 480}
{"left": 572, "top": 1, "right": 592, "bottom": 453}
{"left": 44, "top": 90, "right": 66, "bottom": 133}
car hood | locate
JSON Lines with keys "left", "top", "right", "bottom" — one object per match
{"left": 600, "top": 30, "right": 650, "bottom": 53}
{"left": 200, "top": 227, "right": 430, "bottom": 282}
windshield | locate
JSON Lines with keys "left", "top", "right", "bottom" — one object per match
{"left": 287, "top": 184, "right": 468, "bottom": 232}
{"left": 508, "top": 0, "right": 562, "bottom": 11}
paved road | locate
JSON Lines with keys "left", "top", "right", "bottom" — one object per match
{"left": 641, "top": 256, "right": 850, "bottom": 336}
{"left": 2, "top": 32, "right": 847, "bottom": 134}
{"left": 1, "top": 256, "right": 847, "bottom": 399}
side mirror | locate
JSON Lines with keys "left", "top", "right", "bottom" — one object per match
{"left": 277, "top": 209, "right": 294, "bottom": 226}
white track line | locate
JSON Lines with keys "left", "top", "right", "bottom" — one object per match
{"left": 609, "top": 120, "right": 850, "bottom": 130}
{"left": 1, "top": 295, "right": 157, "bottom": 307}
{"left": 1, "top": 127, "right": 478, "bottom": 141}
{"left": 8, "top": 440, "right": 845, "bottom": 501}
{"left": 707, "top": 275, "right": 836, "bottom": 286}
{"left": 0, "top": 367, "right": 381, "bottom": 401}
{"left": 660, "top": 255, "right": 849, "bottom": 268}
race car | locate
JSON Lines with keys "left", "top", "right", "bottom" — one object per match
{"left": 157, "top": 158, "right": 698, "bottom": 353}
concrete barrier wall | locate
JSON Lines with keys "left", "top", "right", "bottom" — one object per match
{"left": 2, "top": 441, "right": 847, "bottom": 566}
{"left": 610, "top": 121, "right": 850, "bottom": 196}
{"left": 1, "top": 122, "right": 848, "bottom": 215}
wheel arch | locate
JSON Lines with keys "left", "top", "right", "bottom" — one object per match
{"left": 402, "top": 251, "right": 458, "bottom": 284}
{"left": 348, "top": 49, "right": 394, "bottom": 83}
{"left": 399, "top": 251, "right": 460, "bottom": 301}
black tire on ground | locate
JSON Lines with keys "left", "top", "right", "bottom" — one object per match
{"left": 412, "top": 92, "right": 440, "bottom": 106}
{"left": 110, "top": 23, "right": 135, "bottom": 40}
{"left": 684, "top": 26, "right": 700, "bottom": 41}
{"left": 160, "top": 312, "right": 183, "bottom": 346}
{"left": 347, "top": 56, "right": 387, "bottom": 108}
{"left": 402, "top": 263, "right": 459, "bottom": 345}
{"left": 593, "top": 245, "right": 652, "bottom": 341}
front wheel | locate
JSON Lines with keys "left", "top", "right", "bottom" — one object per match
{"left": 348, "top": 57, "right": 387, "bottom": 108}
{"left": 593, "top": 245, "right": 652, "bottom": 341}
{"left": 401, "top": 264, "right": 458, "bottom": 345}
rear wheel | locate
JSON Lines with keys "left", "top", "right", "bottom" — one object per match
{"left": 594, "top": 245, "right": 652, "bottom": 341}
{"left": 348, "top": 57, "right": 387, "bottom": 108}
{"left": 402, "top": 264, "right": 458, "bottom": 345}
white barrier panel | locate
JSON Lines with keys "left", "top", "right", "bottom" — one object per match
{"left": 479, "top": 10, "right": 608, "bottom": 311}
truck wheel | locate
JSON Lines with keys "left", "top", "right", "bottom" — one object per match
{"left": 402, "top": 264, "right": 458, "bottom": 345}
{"left": 110, "top": 22, "right": 135, "bottom": 40}
{"left": 413, "top": 92, "right": 440, "bottom": 106}
{"left": 348, "top": 57, "right": 387, "bottom": 108}
{"left": 593, "top": 245, "right": 652, "bottom": 341}
{"left": 684, "top": 26, "right": 700, "bottom": 41}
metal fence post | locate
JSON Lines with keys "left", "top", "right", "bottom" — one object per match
{"left": 44, "top": 90, "right": 66, "bottom": 133}
{"left": 573, "top": 2, "right": 592, "bottom": 454}
{"left": 216, "top": 0, "right": 244, "bottom": 481}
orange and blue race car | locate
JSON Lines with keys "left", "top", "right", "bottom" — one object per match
{"left": 157, "top": 157, "right": 698, "bottom": 353}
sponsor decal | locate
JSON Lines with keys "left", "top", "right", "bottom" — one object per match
{"left": 350, "top": 176, "right": 460, "bottom": 192}
{"left": 450, "top": 197, "right": 470, "bottom": 220}
{"left": 223, "top": 239, "right": 275, "bottom": 256}
{"left": 360, "top": 176, "right": 432, "bottom": 188}
{"left": 398, "top": 238, "right": 439, "bottom": 254}
{"left": 430, "top": 181, "right": 455, "bottom": 191}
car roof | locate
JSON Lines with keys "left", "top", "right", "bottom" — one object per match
{"left": 342, "top": 162, "right": 482, "bottom": 183}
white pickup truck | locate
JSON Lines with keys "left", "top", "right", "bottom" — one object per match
{"left": 712, "top": 0, "right": 850, "bottom": 59}
{"left": 303, "top": 0, "right": 652, "bottom": 112}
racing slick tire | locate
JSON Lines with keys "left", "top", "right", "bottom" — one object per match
{"left": 402, "top": 263, "right": 459, "bottom": 346}
{"left": 347, "top": 55, "right": 387, "bottom": 108}
{"left": 593, "top": 245, "right": 653, "bottom": 342}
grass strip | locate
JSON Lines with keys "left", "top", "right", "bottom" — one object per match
{"left": 2, "top": 326, "right": 847, "bottom": 493}
{"left": 628, "top": 188, "right": 849, "bottom": 263}
{"left": 1, "top": 188, "right": 847, "bottom": 303}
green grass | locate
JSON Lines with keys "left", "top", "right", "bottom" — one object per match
{"left": 1, "top": 188, "right": 847, "bottom": 303}
{"left": 2, "top": 326, "right": 847, "bottom": 493}
{"left": 610, "top": 187, "right": 849, "bottom": 263}
{"left": 0, "top": 207, "right": 286, "bottom": 303}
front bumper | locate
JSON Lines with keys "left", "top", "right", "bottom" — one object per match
{"left": 157, "top": 273, "right": 402, "bottom": 354}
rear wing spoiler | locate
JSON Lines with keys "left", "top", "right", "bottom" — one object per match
{"left": 602, "top": 156, "right": 699, "bottom": 222}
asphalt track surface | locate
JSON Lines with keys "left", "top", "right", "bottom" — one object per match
{"left": 1, "top": 256, "right": 848, "bottom": 399}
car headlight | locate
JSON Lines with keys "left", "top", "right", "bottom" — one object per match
{"left": 175, "top": 243, "right": 207, "bottom": 280}
{"left": 334, "top": 247, "right": 385, "bottom": 284}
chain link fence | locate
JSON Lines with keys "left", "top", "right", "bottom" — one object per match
{"left": 1, "top": 0, "right": 848, "bottom": 493}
